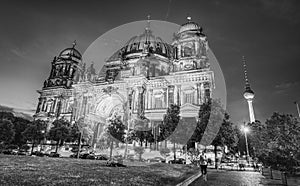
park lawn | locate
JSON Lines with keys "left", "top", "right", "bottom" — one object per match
{"left": 0, "top": 154, "right": 200, "bottom": 186}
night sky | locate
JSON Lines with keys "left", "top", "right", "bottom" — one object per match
{"left": 0, "top": 0, "right": 299, "bottom": 125}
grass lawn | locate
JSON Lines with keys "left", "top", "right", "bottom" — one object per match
{"left": 0, "top": 154, "right": 200, "bottom": 186}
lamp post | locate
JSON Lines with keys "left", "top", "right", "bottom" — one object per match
{"left": 294, "top": 101, "right": 300, "bottom": 118}
{"left": 124, "top": 129, "right": 128, "bottom": 159}
{"left": 40, "top": 130, "right": 45, "bottom": 152}
{"left": 241, "top": 124, "right": 250, "bottom": 163}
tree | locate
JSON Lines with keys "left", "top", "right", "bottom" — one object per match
{"left": 106, "top": 115, "right": 125, "bottom": 160}
{"left": 76, "top": 117, "right": 94, "bottom": 145}
{"left": 0, "top": 119, "right": 15, "bottom": 145}
{"left": 68, "top": 123, "right": 81, "bottom": 143}
{"left": 131, "top": 114, "right": 153, "bottom": 147}
{"left": 189, "top": 99, "right": 212, "bottom": 145}
{"left": 211, "top": 113, "right": 238, "bottom": 169}
{"left": 245, "top": 120, "right": 264, "bottom": 158}
{"left": 22, "top": 120, "right": 47, "bottom": 154}
{"left": 48, "top": 119, "right": 71, "bottom": 153}
{"left": 160, "top": 104, "right": 180, "bottom": 160}
{"left": 250, "top": 112, "right": 300, "bottom": 172}
{"left": 0, "top": 112, "right": 14, "bottom": 121}
{"left": 67, "top": 123, "right": 82, "bottom": 158}
{"left": 189, "top": 99, "right": 225, "bottom": 147}
{"left": 132, "top": 130, "right": 153, "bottom": 147}
{"left": 12, "top": 117, "right": 31, "bottom": 147}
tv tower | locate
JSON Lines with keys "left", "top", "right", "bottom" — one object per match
{"left": 243, "top": 56, "right": 256, "bottom": 123}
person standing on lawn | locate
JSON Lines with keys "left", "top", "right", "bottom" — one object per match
{"left": 199, "top": 152, "right": 208, "bottom": 181}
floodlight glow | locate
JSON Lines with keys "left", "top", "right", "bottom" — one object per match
{"left": 241, "top": 126, "right": 250, "bottom": 133}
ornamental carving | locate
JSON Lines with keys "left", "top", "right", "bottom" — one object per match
{"left": 102, "top": 86, "right": 118, "bottom": 96}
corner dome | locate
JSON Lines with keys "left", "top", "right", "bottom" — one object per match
{"left": 178, "top": 17, "right": 202, "bottom": 34}
{"left": 59, "top": 42, "right": 82, "bottom": 60}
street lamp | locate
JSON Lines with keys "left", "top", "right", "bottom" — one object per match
{"left": 241, "top": 124, "right": 250, "bottom": 163}
{"left": 40, "top": 130, "right": 45, "bottom": 152}
{"left": 124, "top": 129, "right": 129, "bottom": 159}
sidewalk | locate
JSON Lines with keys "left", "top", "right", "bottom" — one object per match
{"left": 190, "top": 168, "right": 284, "bottom": 186}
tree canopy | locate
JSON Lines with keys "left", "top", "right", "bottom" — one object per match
{"left": 211, "top": 112, "right": 238, "bottom": 152}
{"left": 48, "top": 119, "right": 71, "bottom": 152}
{"left": 249, "top": 112, "right": 300, "bottom": 171}
{"left": 159, "top": 104, "right": 180, "bottom": 142}
{"left": 107, "top": 115, "right": 126, "bottom": 143}
{"left": 0, "top": 119, "right": 15, "bottom": 144}
{"left": 22, "top": 120, "right": 47, "bottom": 154}
{"left": 189, "top": 99, "right": 225, "bottom": 146}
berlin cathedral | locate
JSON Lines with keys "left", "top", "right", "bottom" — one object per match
{"left": 34, "top": 17, "right": 215, "bottom": 148}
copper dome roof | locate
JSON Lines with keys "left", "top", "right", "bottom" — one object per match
{"left": 178, "top": 17, "right": 202, "bottom": 34}
{"left": 59, "top": 47, "right": 82, "bottom": 60}
{"left": 118, "top": 29, "right": 173, "bottom": 59}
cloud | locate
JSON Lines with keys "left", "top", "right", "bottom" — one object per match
{"left": 274, "top": 81, "right": 299, "bottom": 94}
{"left": 10, "top": 48, "right": 27, "bottom": 59}
{"left": 275, "top": 82, "right": 298, "bottom": 89}
{"left": 258, "top": 0, "right": 300, "bottom": 24}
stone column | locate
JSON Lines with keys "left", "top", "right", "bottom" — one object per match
{"left": 195, "top": 40, "right": 199, "bottom": 56}
{"left": 46, "top": 100, "right": 51, "bottom": 113}
{"left": 133, "top": 89, "right": 137, "bottom": 112}
{"left": 174, "top": 86, "right": 178, "bottom": 105}
{"left": 163, "top": 88, "right": 167, "bottom": 108}
{"left": 36, "top": 98, "right": 42, "bottom": 113}
{"left": 166, "top": 87, "right": 169, "bottom": 107}
{"left": 144, "top": 90, "right": 148, "bottom": 110}
{"left": 168, "top": 85, "right": 174, "bottom": 106}
{"left": 200, "top": 83, "right": 205, "bottom": 104}
{"left": 151, "top": 89, "right": 155, "bottom": 109}
{"left": 53, "top": 97, "right": 57, "bottom": 113}
{"left": 194, "top": 84, "right": 197, "bottom": 104}
{"left": 82, "top": 96, "right": 88, "bottom": 116}
{"left": 41, "top": 98, "right": 46, "bottom": 112}
{"left": 50, "top": 98, "right": 56, "bottom": 112}
{"left": 146, "top": 89, "right": 150, "bottom": 109}
{"left": 180, "top": 87, "right": 184, "bottom": 106}
{"left": 130, "top": 88, "right": 134, "bottom": 111}
{"left": 196, "top": 83, "right": 201, "bottom": 105}
{"left": 137, "top": 86, "right": 145, "bottom": 116}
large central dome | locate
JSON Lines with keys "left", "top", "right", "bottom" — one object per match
{"left": 113, "top": 28, "right": 173, "bottom": 60}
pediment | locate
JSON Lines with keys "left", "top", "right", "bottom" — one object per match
{"left": 180, "top": 103, "right": 199, "bottom": 111}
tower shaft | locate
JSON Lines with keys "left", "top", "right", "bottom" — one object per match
{"left": 247, "top": 99, "right": 255, "bottom": 123}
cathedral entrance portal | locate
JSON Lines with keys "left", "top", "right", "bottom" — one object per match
{"left": 92, "top": 94, "right": 125, "bottom": 149}
{"left": 96, "top": 94, "right": 125, "bottom": 119}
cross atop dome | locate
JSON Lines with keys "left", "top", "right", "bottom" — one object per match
{"left": 72, "top": 40, "right": 77, "bottom": 48}
{"left": 187, "top": 16, "right": 192, "bottom": 22}
{"left": 145, "top": 15, "right": 151, "bottom": 31}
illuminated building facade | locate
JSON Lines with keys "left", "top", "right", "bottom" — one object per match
{"left": 34, "top": 17, "right": 215, "bottom": 146}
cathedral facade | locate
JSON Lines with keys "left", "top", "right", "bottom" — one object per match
{"left": 34, "top": 18, "right": 215, "bottom": 146}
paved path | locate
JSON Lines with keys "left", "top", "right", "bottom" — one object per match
{"left": 190, "top": 169, "right": 284, "bottom": 186}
